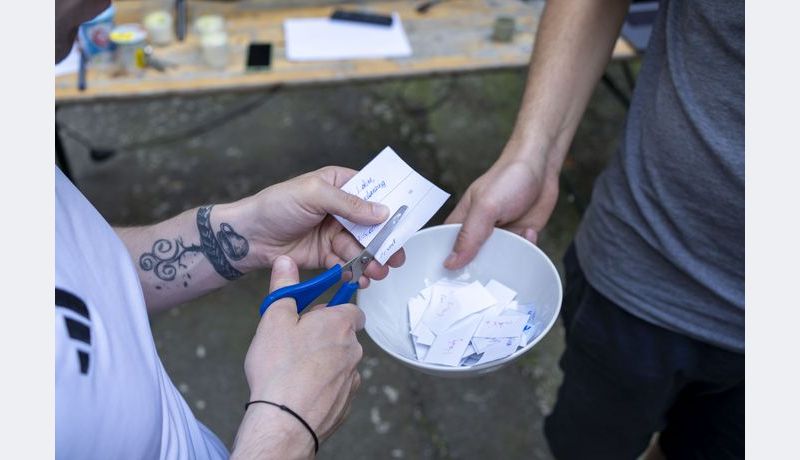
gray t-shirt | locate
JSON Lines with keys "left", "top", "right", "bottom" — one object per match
{"left": 574, "top": 0, "right": 744, "bottom": 352}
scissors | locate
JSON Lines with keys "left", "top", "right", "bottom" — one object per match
{"left": 259, "top": 205, "right": 408, "bottom": 316}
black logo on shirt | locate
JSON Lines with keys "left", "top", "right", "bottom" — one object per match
{"left": 55, "top": 288, "right": 91, "bottom": 375}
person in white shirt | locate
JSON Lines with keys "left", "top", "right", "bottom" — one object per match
{"left": 56, "top": 3, "right": 404, "bottom": 458}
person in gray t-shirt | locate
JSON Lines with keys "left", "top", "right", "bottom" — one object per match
{"left": 443, "top": 0, "right": 743, "bottom": 458}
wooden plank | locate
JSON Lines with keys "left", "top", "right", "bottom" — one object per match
{"left": 55, "top": 0, "right": 637, "bottom": 104}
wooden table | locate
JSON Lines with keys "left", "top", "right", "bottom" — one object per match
{"left": 55, "top": 0, "right": 637, "bottom": 104}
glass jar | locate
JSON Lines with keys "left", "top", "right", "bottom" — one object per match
{"left": 141, "top": 0, "right": 174, "bottom": 46}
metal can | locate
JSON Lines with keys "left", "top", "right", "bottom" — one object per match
{"left": 110, "top": 24, "right": 149, "bottom": 76}
{"left": 77, "top": 5, "right": 116, "bottom": 57}
{"left": 491, "top": 16, "right": 516, "bottom": 43}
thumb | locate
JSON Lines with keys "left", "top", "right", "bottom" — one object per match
{"left": 320, "top": 184, "right": 390, "bottom": 226}
{"left": 523, "top": 227, "right": 539, "bottom": 244}
{"left": 444, "top": 200, "right": 497, "bottom": 270}
{"left": 264, "top": 255, "right": 301, "bottom": 323}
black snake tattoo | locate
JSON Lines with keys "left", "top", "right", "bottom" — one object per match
{"left": 139, "top": 205, "right": 249, "bottom": 282}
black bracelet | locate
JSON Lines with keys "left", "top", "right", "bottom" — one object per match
{"left": 245, "top": 400, "right": 319, "bottom": 454}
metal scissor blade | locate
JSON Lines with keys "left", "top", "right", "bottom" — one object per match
{"left": 364, "top": 205, "right": 408, "bottom": 257}
{"left": 344, "top": 205, "right": 408, "bottom": 278}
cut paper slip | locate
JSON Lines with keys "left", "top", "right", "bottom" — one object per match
{"left": 406, "top": 278, "right": 543, "bottom": 368}
{"left": 284, "top": 13, "right": 412, "bottom": 61}
{"left": 334, "top": 146, "right": 450, "bottom": 264}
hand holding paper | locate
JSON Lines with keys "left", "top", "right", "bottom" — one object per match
{"left": 238, "top": 165, "right": 404, "bottom": 285}
{"left": 334, "top": 147, "right": 450, "bottom": 264}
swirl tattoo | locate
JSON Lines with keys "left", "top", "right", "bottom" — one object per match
{"left": 139, "top": 206, "right": 249, "bottom": 283}
{"left": 138, "top": 238, "right": 200, "bottom": 281}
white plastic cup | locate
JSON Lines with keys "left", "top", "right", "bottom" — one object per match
{"left": 358, "top": 224, "right": 563, "bottom": 378}
{"left": 194, "top": 14, "right": 226, "bottom": 37}
{"left": 143, "top": 9, "right": 174, "bottom": 46}
{"left": 201, "top": 31, "right": 228, "bottom": 69}
{"left": 109, "top": 23, "right": 148, "bottom": 76}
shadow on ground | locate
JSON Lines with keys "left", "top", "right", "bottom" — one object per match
{"left": 57, "top": 64, "right": 630, "bottom": 459}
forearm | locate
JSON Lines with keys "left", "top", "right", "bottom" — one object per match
{"left": 116, "top": 196, "right": 268, "bottom": 312}
{"left": 506, "top": 0, "right": 631, "bottom": 172}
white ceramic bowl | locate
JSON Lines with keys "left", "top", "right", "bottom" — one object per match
{"left": 358, "top": 224, "right": 563, "bottom": 378}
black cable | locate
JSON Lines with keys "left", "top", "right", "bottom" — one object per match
{"left": 57, "top": 86, "right": 281, "bottom": 160}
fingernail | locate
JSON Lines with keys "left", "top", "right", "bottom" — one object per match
{"left": 273, "top": 255, "right": 292, "bottom": 272}
{"left": 444, "top": 252, "right": 458, "bottom": 268}
{"left": 372, "top": 203, "right": 389, "bottom": 219}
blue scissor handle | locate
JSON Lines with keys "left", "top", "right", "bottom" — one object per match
{"left": 259, "top": 264, "right": 343, "bottom": 316}
{"left": 329, "top": 280, "right": 359, "bottom": 307}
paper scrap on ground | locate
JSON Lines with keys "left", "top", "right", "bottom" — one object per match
{"left": 284, "top": 12, "right": 412, "bottom": 61}
{"left": 334, "top": 146, "right": 450, "bottom": 264}
{"left": 406, "top": 278, "right": 543, "bottom": 367}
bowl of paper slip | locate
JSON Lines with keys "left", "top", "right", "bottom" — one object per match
{"left": 358, "top": 224, "right": 563, "bottom": 378}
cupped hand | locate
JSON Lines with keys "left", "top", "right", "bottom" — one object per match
{"left": 243, "top": 166, "right": 405, "bottom": 287}
{"left": 443, "top": 157, "right": 560, "bottom": 270}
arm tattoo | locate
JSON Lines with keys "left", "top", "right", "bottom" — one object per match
{"left": 196, "top": 205, "right": 248, "bottom": 280}
{"left": 139, "top": 205, "right": 249, "bottom": 283}
{"left": 139, "top": 238, "right": 200, "bottom": 281}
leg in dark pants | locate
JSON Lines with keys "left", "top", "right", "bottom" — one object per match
{"left": 544, "top": 244, "right": 744, "bottom": 460}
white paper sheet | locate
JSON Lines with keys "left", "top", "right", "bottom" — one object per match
{"left": 473, "top": 314, "right": 529, "bottom": 338}
{"left": 419, "top": 286, "right": 434, "bottom": 302}
{"left": 453, "top": 281, "right": 497, "bottom": 318}
{"left": 420, "top": 284, "right": 463, "bottom": 334}
{"left": 476, "top": 336, "right": 521, "bottom": 365}
{"left": 284, "top": 13, "right": 412, "bottom": 61}
{"left": 520, "top": 319, "right": 541, "bottom": 347}
{"left": 485, "top": 279, "right": 517, "bottom": 306}
{"left": 514, "top": 303, "right": 536, "bottom": 317}
{"left": 471, "top": 337, "right": 506, "bottom": 354}
{"left": 334, "top": 147, "right": 450, "bottom": 264}
{"left": 406, "top": 277, "right": 542, "bottom": 368}
{"left": 424, "top": 314, "right": 481, "bottom": 367}
{"left": 408, "top": 296, "right": 428, "bottom": 330}
{"left": 413, "top": 341, "right": 430, "bottom": 361}
{"left": 411, "top": 321, "right": 436, "bottom": 346}
{"left": 513, "top": 303, "right": 537, "bottom": 347}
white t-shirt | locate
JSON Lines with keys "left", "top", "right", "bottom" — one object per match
{"left": 55, "top": 168, "right": 229, "bottom": 459}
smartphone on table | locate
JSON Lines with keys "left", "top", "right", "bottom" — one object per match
{"left": 246, "top": 43, "right": 272, "bottom": 71}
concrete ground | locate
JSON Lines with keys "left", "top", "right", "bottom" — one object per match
{"left": 57, "top": 63, "right": 631, "bottom": 459}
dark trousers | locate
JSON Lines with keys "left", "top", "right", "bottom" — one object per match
{"left": 544, "top": 245, "right": 744, "bottom": 460}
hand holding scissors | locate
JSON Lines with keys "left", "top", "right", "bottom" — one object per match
{"left": 259, "top": 206, "right": 407, "bottom": 315}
